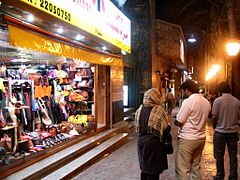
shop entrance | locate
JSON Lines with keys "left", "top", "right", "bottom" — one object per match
{"left": 0, "top": 19, "right": 124, "bottom": 171}
{"left": 95, "top": 65, "right": 110, "bottom": 130}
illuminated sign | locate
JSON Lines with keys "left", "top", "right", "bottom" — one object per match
{"left": 19, "top": 0, "right": 131, "bottom": 53}
{"left": 100, "top": 0, "right": 130, "bottom": 53}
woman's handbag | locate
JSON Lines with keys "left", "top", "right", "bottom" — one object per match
{"left": 163, "top": 131, "right": 173, "bottom": 154}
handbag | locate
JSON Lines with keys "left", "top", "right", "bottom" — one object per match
{"left": 163, "top": 131, "right": 173, "bottom": 154}
{"left": 38, "top": 98, "right": 52, "bottom": 125}
{"left": 35, "top": 110, "right": 41, "bottom": 124}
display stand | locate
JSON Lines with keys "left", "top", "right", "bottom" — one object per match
{"left": 0, "top": 125, "right": 17, "bottom": 153}
{"left": 3, "top": 79, "right": 33, "bottom": 153}
{"left": 8, "top": 79, "right": 34, "bottom": 105}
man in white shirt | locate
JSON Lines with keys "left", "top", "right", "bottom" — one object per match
{"left": 174, "top": 79, "right": 211, "bottom": 180}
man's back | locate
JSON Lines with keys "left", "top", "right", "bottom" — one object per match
{"left": 212, "top": 93, "right": 240, "bottom": 133}
{"left": 177, "top": 94, "right": 211, "bottom": 140}
{"left": 166, "top": 92, "right": 174, "bottom": 102}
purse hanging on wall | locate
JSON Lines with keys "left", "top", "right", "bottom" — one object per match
{"left": 38, "top": 98, "right": 52, "bottom": 125}
{"left": 35, "top": 110, "right": 41, "bottom": 124}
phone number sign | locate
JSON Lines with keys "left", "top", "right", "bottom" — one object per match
{"left": 18, "top": 0, "right": 131, "bottom": 53}
{"left": 23, "top": 0, "right": 71, "bottom": 22}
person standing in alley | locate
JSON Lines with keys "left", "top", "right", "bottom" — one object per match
{"left": 135, "top": 88, "right": 170, "bottom": 180}
{"left": 165, "top": 88, "right": 174, "bottom": 115}
{"left": 174, "top": 79, "right": 211, "bottom": 180}
{"left": 212, "top": 81, "right": 239, "bottom": 180}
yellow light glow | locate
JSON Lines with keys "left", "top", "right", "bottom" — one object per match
{"left": 205, "top": 64, "right": 221, "bottom": 81}
{"left": 226, "top": 41, "right": 240, "bottom": 56}
{"left": 212, "top": 64, "right": 220, "bottom": 72}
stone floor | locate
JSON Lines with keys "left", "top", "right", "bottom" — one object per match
{"left": 72, "top": 107, "right": 240, "bottom": 180}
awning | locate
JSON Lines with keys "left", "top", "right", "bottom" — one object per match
{"left": 8, "top": 25, "right": 123, "bottom": 67}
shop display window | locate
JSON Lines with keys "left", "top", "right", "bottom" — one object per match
{"left": 0, "top": 38, "right": 96, "bottom": 167}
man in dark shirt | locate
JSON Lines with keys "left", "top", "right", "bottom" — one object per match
{"left": 212, "top": 82, "right": 240, "bottom": 180}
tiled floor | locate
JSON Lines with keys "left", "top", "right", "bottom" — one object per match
{"left": 73, "top": 107, "right": 240, "bottom": 180}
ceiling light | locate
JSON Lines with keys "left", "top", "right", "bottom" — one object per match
{"left": 121, "top": 50, "right": 126, "bottom": 55}
{"left": 27, "top": 15, "right": 34, "bottom": 22}
{"left": 75, "top": 34, "right": 85, "bottom": 41}
{"left": 188, "top": 38, "right": 196, "bottom": 43}
{"left": 57, "top": 28, "right": 64, "bottom": 34}
{"left": 11, "top": 59, "right": 31, "bottom": 62}
{"left": 188, "top": 34, "right": 196, "bottom": 43}
{"left": 102, "top": 46, "right": 107, "bottom": 51}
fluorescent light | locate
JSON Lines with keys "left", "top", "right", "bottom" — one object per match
{"left": 121, "top": 50, "right": 126, "bottom": 55}
{"left": 188, "top": 38, "right": 196, "bottom": 43}
{"left": 188, "top": 34, "right": 196, "bottom": 43}
{"left": 57, "top": 28, "right": 64, "bottom": 34}
{"left": 27, "top": 15, "right": 34, "bottom": 22}
{"left": 11, "top": 59, "right": 31, "bottom": 62}
{"left": 102, "top": 46, "right": 107, "bottom": 51}
{"left": 75, "top": 34, "right": 85, "bottom": 41}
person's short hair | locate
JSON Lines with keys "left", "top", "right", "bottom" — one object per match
{"left": 181, "top": 79, "right": 199, "bottom": 93}
{"left": 217, "top": 81, "right": 231, "bottom": 93}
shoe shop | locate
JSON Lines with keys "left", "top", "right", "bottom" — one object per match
{"left": 0, "top": 0, "right": 130, "bottom": 175}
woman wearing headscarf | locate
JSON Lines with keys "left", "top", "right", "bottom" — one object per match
{"left": 135, "top": 88, "right": 170, "bottom": 180}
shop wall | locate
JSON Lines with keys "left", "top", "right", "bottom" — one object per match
{"left": 156, "top": 20, "right": 182, "bottom": 61}
{"left": 138, "top": 1, "right": 152, "bottom": 95}
{"left": 152, "top": 56, "right": 168, "bottom": 91}
{"left": 150, "top": 0, "right": 158, "bottom": 90}
{"left": 124, "top": 0, "right": 152, "bottom": 106}
{"left": 155, "top": 20, "right": 187, "bottom": 99}
{"left": 174, "top": 71, "right": 182, "bottom": 96}
{"left": 111, "top": 66, "right": 124, "bottom": 124}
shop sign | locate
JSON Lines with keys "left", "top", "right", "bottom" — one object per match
{"left": 99, "top": 0, "right": 131, "bottom": 53}
{"left": 18, "top": 0, "right": 131, "bottom": 53}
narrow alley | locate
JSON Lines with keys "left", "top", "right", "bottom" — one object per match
{"left": 73, "top": 107, "right": 240, "bottom": 180}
